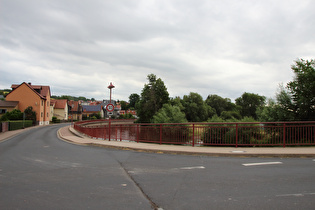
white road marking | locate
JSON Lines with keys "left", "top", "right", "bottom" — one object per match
{"left": 179, "top": 166, "right": 205, "bottom": 170}
{"left": 242, "top": 162, "right": 283, "bottom": 166}
{"left": 231, "top": 151, "right": 246, "bottom": 153}
{"left": 276, "top": 193, "right": 315, "bottom": 197}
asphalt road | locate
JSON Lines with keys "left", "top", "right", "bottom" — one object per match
{"left": 1, "top": 124, "right": 315, "bottom": 210}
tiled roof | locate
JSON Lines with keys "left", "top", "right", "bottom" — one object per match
{"left": 82, "top": 104, "right": 102, "bottom": 112}
{"left": 51, "top": 99, "right": 67, "bottom": 109}
{"left": 10, "top": 82, "right": 50, "bottom": 100}
{"left": 0, "top": 100, "right": 19, "bottom": 107}
{"left": 68, "top": 100, "right": 81, "bottom": 112}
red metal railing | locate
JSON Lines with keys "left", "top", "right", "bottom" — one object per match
{"left": 73, "top": 120, "right": 315, "bottom": 147}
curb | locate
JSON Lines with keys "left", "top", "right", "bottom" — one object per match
{"left": 58, "top": 126, "right": 315, "bottom": 158}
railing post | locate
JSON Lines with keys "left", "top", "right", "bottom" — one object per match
{"left": 137, "top": 124, "right": 139, "bottom": 143}
{"left": 115, "top": 126, "right": 117, "bottom": 141}
{"left": 120, "top": 124, "right": 122, "bottom": 141}
{"left": 192, "top": 124, "right": 195, "bottom": 147}
{"left": 283, "top": 123, "right": 286, "bottom": 147}
{"left": 160, "top": 124, "right": 162, "bottom": 145}
{"left": 108, "top": 119, "right": 111, "bottom": 141}
{"left": 235, "top": 123, "right": 238, "bottom": 148}
{"left": 104, "top": 125, "right": 106, "bottom": 140}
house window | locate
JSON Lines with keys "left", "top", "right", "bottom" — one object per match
{"left": 0, "top": 109, "right": 7, "bottom": 114}
{"left": 42, "top": 100, "right": 44, "bottom": 106}
{"left": 41, "top": 112, "right": 43, "bottom": 117}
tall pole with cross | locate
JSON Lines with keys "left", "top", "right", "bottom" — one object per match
{"left": 106, "top": 82, "right": 115, "bottom": 140}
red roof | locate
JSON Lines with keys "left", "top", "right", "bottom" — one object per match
{"left": 68, "top": 100, "right": 80, "bottom": 111}
{"left": 10, "top": 82, "right": 50, "bottom": 100}
{"left": 51, "top": 99, "right": 67, "bottom": 109}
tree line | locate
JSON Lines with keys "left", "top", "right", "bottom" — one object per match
{"left": 122, "top": 58, "right": 314, "bottom": 123}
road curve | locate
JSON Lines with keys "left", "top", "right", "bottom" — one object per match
{"left": 0, "top": 124, "right": 153, "bottom": 209}
{"left": 1, "top": 124, "right": 315, "bottom": 210}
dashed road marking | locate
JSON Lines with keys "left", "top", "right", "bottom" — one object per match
{"left": 231, "top": 150, "right": 246, "bottom": 153}
{"left": 276, "top": 193, "right": 315, "bottom": 197}
{"left": 179, "top": 166, "right": 205, "bottom": 170}
{"left": 242, "top": 162, "right": 283, "bottom": 166}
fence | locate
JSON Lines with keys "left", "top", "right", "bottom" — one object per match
{"left": 0, "top": 120, "right": 33, "bottom": 132}
{"left": 73, "top": 120, "right": 315, "bottom": 147}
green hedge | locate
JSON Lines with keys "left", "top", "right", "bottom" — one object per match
{"left": 9, "top": 120, "right": 33, "bottom": 131}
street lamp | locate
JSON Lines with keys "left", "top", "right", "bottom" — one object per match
{"left": 107, "top": 82, "right": 115, "bottom": 104}
{"left": 106, "top": 82, "right": 115, "bottom": 141}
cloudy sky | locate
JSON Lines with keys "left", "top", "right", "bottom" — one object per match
{"left": 1, "top": 0, "right": 314, "bottom": 102}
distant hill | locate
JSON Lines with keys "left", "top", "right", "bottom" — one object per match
{"left": 51, "top": 95, "right": 95, "bottom": 101}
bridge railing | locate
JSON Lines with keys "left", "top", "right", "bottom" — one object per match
{"left": 73, "top": 120, "right": 315, "bottom": 147}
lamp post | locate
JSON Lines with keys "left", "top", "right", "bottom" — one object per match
{"left": 108, "top": 82, "right": 115, "bottom": 104}
{"left": 107, "top": 82, "right": 115, "bottom": 141}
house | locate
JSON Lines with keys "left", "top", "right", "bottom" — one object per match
{"left": 68, "top": 100, "right": 82, "bottom": 121}
{"left": 0, "top": 100, "right": 19, "bottom": 117}
{"left": 120, "top": 109, "right": 137, "bottom": 118}
{"left": 50, "top": 100, "right": 56, "bottom": 121}
{"left": 51, "top": 99, "right": 68, "bottom": 121}
{"left": 82, "top": 104, "right": 104, "bottom": 119}
{"left": 5, "top": 82, "right": 51, "bottom": 125}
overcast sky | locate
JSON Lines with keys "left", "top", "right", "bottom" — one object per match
{"left": 1, "top": 0, "right": 314, "bottom": 102}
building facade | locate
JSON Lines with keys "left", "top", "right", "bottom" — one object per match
{"left": 6, "top": 82, "right": 51, "bottom": 125}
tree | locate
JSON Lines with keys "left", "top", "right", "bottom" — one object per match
{"left": 120, "top": 100, "right": 128, "bottom": 110}
{"left": 152, "top": 104, "right": 187, "bottom": 123}
{"left": 235, "top": 92, "right": 266, "bottom": 120}
{"left": 220, "top": 111, "right": 242, "bottom": 120}
{"left": 24, "top": 106, "right": 36, "bottom": 123}
{"left": 170, "top": 97, "right": 185, "bottom": 112}
{"left": 0, "top": 89, "right": 11, "bottom": 98}
{"left": 137, "top": 74, "right": 169, "bottom": 123}
{"left": 286, "top": 58, "right": 315, "bottom": 120}
{"left": 205, "top": 94, "right": 237, "bottom": 116}
{"left": 129, "top": 93, "right": 140, "bottom": 109}
{"left": 181, "top": 92, "right": 215, "bottom": 122}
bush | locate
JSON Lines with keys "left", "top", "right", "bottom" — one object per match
{"left": 201, "top": 116, "right": 271, "bottom": 146}
{"left": 119, "top": 113, "right": 135, "bottom": 119}
{"left": 0, "top": 109, "right": 23, "bottom": 121}
{"left": 52, "top": 117, "right": 61, "bottom": 123}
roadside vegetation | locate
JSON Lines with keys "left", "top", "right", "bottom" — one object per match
{"left": 127, "top": 58, "right": 314, "bottom": 124}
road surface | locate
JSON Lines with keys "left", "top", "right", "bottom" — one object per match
{"left": 1, "top": 124, "right": 315, "bottom": 209}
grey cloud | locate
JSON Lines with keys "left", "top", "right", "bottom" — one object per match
{"left": 1, "top": 0, "right": 315, "bottom": 101}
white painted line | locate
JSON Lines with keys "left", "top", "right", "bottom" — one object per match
{"left": 180, "top": 166, "right": 205, "bottom": 170}
{"left": 231, "top": 151, "right": 246, "bottom": 153}
{"left": 276, "top": 193, "right": 315, "bottom": 197}
{"left": 242, "top": 162, "right": 283, "bottom": 166}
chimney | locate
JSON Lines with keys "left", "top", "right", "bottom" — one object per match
{"left": 28, "top": 82, "right": 32, "bottom": 85}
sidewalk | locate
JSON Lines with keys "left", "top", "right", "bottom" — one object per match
{"left": 1, "top": 125, "right": 315, "bottom": 157}
{"left": 57, "top": 126, "right": 315, "bottom": 158}
{"left": 0, "top": 125, "right": 41, "bottom": 143}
